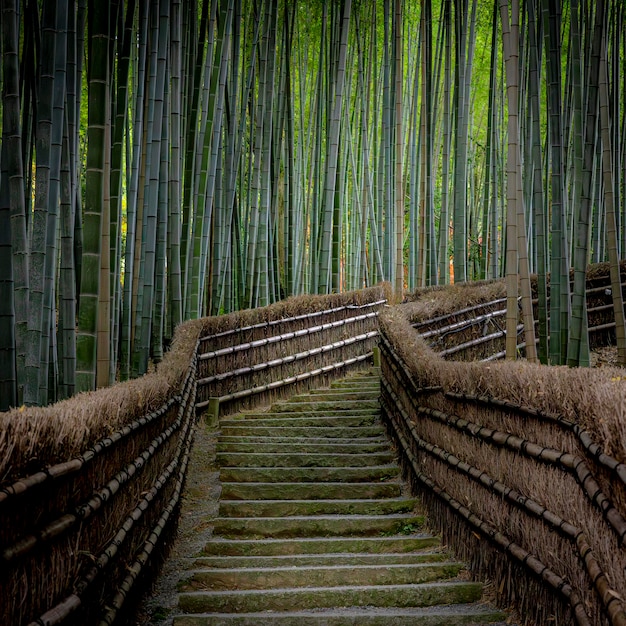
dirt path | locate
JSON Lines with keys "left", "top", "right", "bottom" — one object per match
{"left": 135, "top": 420, "right": 220, "bottom": 625}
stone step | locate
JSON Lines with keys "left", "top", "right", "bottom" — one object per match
{"left": 218, "top": 465, "right": 399, "bottom": 484}
{"left": 219, "top": 415, "right": 380, "bottom": 429}
{"left": 218, "top": 497, "right": 417, "bottom": 517}
{"left": 218, "top": 425, "right": 384, "bottom": 438}
{"left": 217, "top": 435, "right": 388, "bottom": 445}
{"left": 173, "top": 605, "right": 507, "bottom": 625}
{"left": 216, "top": 440, "right": 391, "bottom": 454}
{"left": 219, "top": 481, "right": 403, "bottom": 501}
{"left": 211, "top": 513, "right": 425, "bottom": 539}
{"left": 328, "top": 383, "right": 381, "bottom": 391}
{"left": 177, "top": 581, "right": 485, "bottom": 614}
{"left": 191, "top": 550, "right": 448, "bottom": 569}
{"left": 270, "top": 399, "right": 380, "bottom": 413}
{"left": 228, "top": 409, "right": 381, "bottom": 420}
{"left": 216, "top": 451, "right": 394, "bottom": 468}
{"left": 181, "top": 561, "right": 464, "bottom": 591}
{"left": 295, "top": 391, "right": 380, "bottom": 402}
{"left": 330, "top": 374, "right": 380, "bottom": 384}
{"left": 200, "top": 536, "right": 441, "bottom": 557}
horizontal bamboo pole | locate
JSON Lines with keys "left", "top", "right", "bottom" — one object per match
{"left": 413, "top": 277, "right": 626, "bottom": 333}
{"left": 197, "top": 353, "right": 372, "bottom": 409}
{"left": 411, "top": 398, "right": 626, "bottom": 545}
{"left": 419, "top": 308, "right": 507, "bottom": 340}
{"left": 0, "top": 395, "right": 180, "bottom": 506}
{"left": 445, "top": 392, "right": 626, "bottom": 488}
{"left": 412, "top": 298, "right": 508, "bottom": 330}
{"left": 198, "top": 299, "right": 386, "bottom": 349}
{"left": 197, "top": 331, "right": 378, "bottom": 387}
{"left": 0, "top": 360, "right": 196, "bottom": 506}
{"left": 437, "top": 325, "right": 523, "bottom": 357}
{"left": 198, "top": 312, "right": 379, "bottom": 361}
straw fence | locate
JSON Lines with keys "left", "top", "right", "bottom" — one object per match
{"left": 406, "top": 262, "right": 626, "bottom": 361}
{"left": 0, "top": 285, "right": 387, "bottom": 626}
{"left": 380, "top": 269, "right": 626, "bottom": 626}
{"left": 195, "top": 285, "right": 388, "bottom": 419}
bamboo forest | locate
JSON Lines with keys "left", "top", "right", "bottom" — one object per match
{"left": 0, "top": 0, "right": 625, "bottom": 410}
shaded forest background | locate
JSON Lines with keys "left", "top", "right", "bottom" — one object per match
{"left": 0, "top": 0, "right": 625, "bottom": 409}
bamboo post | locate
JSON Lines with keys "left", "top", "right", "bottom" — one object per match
{"left": 206, "top": 397, "right": 220, "bottom": 428}
{"left": 372, "top": 346, "right": 381, "bottom": 367}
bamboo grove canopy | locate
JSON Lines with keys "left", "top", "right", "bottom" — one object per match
{"left": 0, "top": 0, "right": 625, "bottom": 409}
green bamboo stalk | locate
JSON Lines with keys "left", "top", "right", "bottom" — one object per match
{"left": 168, "top": 0, "right": 183, "bottom": 332}
{"left": 542, "top": 0, "right": 570, "bottom": 365}
{"left": 568, "top": 0, "right": 601, "bottom": 367}
{"left": 1, "top": 0, "right": 28, "bottom": 408}
{"left": 438, "top": 0, "right": 452, "bottom": 284}
{"left": 197, "top": 0, "right": 232, "bottom": 314}
{"left": 109, "top": 0, "right": 137, "bottom": 380}
{"left": 318, "top": 0, "right": 351, "bottom": 294}
{"left": 394, "top": 0, "right": 405, "bottom": 297}
{"left": 381, "top": 0, "right": 393, "bottom": 284}
{"left": 76, "top": 0, "right": 110, "bottom": 391}
{"left": 598, "top": 11, "right": 626, "bottom": 365}
{"left": 24, "top": 0, "right": 57, "bottom": 404}
{"left": 499, "top": 0, "right": 520, "bottom": 360}
{"left": 479, "top": 0, "right": 497, "bottom": 282}
{"left": 40, "top": 1, "right": 69, "bottom": 402}
{"left": 185, "top": 0, "right": 217, "bottom": 318}
{"left": 452, "top": 0, "right": 476, "bottom": 284}
{"left": 181, "top": 0, "right": 210, "bottom": 297}
{"left": 153, "top": 94, "right": 170, "bottom": 364}
{"left": 133, "top": 0, "right": 169, "bottom": 375}
{"left": 527, "top": 0, "right": 548, "bottom": 362}
{"left": 255, "top": 0, "right": 278, "bottom": 306}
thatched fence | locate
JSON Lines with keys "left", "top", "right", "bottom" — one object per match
{"left": 0, "top": 285, "right": 387, "bottom": 626}
{"left": 380, "top": 271, "right": 626, "bottom": 626}
{"left": 408, "top": 262, "right": 625, "bottom": 361}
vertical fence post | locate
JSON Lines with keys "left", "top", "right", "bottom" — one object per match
{"left": 207, "top": 397, "right": 220, "bottom": 428}
{"left": 372, "top": 346, "right": 381, "bottom": 367}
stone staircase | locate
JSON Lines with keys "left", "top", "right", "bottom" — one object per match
{"left": 173, "top": 369, "right": 507, "bottom": 625}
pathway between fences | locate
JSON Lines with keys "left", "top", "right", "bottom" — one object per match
{"left": 152, "top": 369, "right": 511, "bottom": 625}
